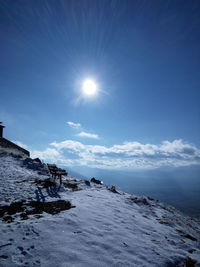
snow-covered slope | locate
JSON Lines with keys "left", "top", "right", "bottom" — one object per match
{"left": 0, "top": 154, "right": 200, "bottom": 267}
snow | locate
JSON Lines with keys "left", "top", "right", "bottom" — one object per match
{"left": 0, "top": 154, "right": 200, "bottom": 266}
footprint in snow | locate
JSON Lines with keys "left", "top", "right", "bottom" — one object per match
{"left": 27, "top": 245, "right": 35, "bottom": 251}
{"left": 17, "top": 246, "right": 27, "bottom": 255}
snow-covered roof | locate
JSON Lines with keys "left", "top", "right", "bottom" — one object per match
{"left": 0, "top": 138, "right": 30, "bottom": 157}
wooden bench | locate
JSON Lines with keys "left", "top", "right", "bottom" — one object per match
{"left": 47, "top": 164, "right": 68, "bottom": 185}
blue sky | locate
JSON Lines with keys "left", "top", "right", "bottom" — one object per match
{"left": 1, "top": 0, "right": 200, "bottom": 170}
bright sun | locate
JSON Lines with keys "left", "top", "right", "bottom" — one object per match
{"left": 82, "top": 79, "right": 97, "bottom": 96}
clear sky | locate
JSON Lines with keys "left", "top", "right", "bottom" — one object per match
{"left": 1, "top": 0, "right": 200, "bottom": 170}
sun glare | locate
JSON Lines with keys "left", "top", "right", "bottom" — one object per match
{"left": 82, "top": 79, "right": 97, "bottom": 96}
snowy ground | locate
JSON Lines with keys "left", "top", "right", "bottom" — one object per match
{"left": 0, "top": 154, "right": 200, "bottom": 266}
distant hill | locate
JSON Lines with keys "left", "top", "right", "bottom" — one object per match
{"left": 72, "top": 165, "right": 200, "bottom": 217}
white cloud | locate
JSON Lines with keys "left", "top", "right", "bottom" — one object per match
{"left": 31, "top": 148, "right": 61, "bottom": 161}
{"left": 67, "top": 121, "right": 81, "bottom": 128}
{"left": 76, "top": 131, "right": 100, "bottom": 139}
{"left": 66, "top": 121, "right": 100, "bottom": 140}
{"left": 50, "top": 140, "right": 85, "bottom": 151}
{"left": 30, "top": 139, "right": 200, "bottom": 170}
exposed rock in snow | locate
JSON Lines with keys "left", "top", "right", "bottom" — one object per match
{"left": 0, "top": 154, "right": 200, "bottom": 266}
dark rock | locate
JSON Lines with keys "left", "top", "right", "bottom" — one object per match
{"left": 34, "top": 215, "right": 43, "bottom": 219}
{"left": 184, "top": 257, "right": 197, "bottom": 267}
{"left": 63, "top": 182, "right": 79, "bottom": 190}
{"left": 130, "top": 197, "right": 150, "bottom": 206}
{"left": 0, "top": 255, "right": 8, "bottom": 259}
{"left": 23, "top": 158, "right": 32, "bottom": 165}
{"left": 147, "top": 196, "right": 154, "bottom": 201}
{"left": 184, "top": 234, "right": 197, "bottom": 242}
{"left": 20, "top": 213, "right": 29, "bottom": 220}
{"left": 28, "top": 200, "right": 75, "bottom": 215}
{"left": 91, "top": 177, "right": 102, "bottom": 184}
{"left": 108, "top": 185, "right": 119, "bottom": 194}
{"left": 33, "top": 158, "right": 42, "bottom": 164}
{"left": 14, "top": 155, "right": 23, "bottom": 159}
{"left": 23, "top": 158, "right": 44, "bottom": 171}
{"left": 85, "top": 180, "right": 90, "bottom": 186}
{"left": 3, "top": 215, "right": 13, "bottom": 223}
{"left": 65, "top": 182, "right": 76, "bottom": 189}
{"left": 165, "top": 257, "right": 197, "bottom": 267}
{"left": 188, "top": 249, "right": 196, "bottom": 254}
{"left": 35, "top": 178, "right": 56, "bottom": 188}
{"left": 157, "top": 220, "right": 170, "bottom": 225}
{"left": 0, "top": 201, "right": 25, "bottom": 217}
{"left": 0, "top": 199, "right": 75, "bottom": 222}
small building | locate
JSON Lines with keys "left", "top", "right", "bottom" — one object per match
{"left": 0, "top": 122, "right": 5, "bottom": 138}
{"left": 0, "top": 122, "right": 30, "bottom": 157}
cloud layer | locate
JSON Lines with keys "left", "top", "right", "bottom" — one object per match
{"left": 76, "top": 131, "right": 99, "bottom": 139}
{"left": 31, "top": 139, "right": 200, "bottom": 170}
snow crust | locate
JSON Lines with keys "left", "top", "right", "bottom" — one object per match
{"left": 0, "top": 154, "right": 200, "bottom": 266}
